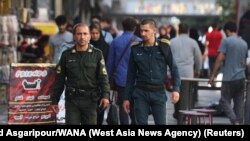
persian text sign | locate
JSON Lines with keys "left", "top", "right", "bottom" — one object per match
{"left": 8, "top": 63, "right": 56, "bottom": 124}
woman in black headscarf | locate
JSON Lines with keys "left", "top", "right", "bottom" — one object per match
{"left": 89, "top": 22, "right": 109, "bottom": 62}
{"left": 89, "top": 22, "right": 110, "bottom": 125}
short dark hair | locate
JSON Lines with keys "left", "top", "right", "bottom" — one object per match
{"left": 224, "top": 21, "right": 237, "bottom": 32}
{"left": 179, "top": 23, "right": 189, "bottom": 34}
{"left": 101, "top": 16, "right": 112, "bottom": 24}
{"left": 211, "top": 22, "right": 219, "bottom": 29}
{"left": 140, "top": 18, "right": 156, "bottom": 28}
{"left": 72, "top": 23, "right": 89, "bottom": 35}
{"left": 55, "top": 15, "right": 67, "bottom": 25}
{"left": 89, "top": 22, "right": 102, "bottom": 32}
{"left": 122, "top": 17, "right": 137, "bottom": 31}
{"left": 90, "top": 15, "right": 101, "bottom": 23}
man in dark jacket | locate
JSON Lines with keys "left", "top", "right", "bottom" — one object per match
{"left": 123, "top": 19, "right": 181, "bottom": 125}
{"left": 51, "top": 23, "right": 110, "bottom": 125}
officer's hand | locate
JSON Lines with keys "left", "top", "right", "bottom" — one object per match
{"left": 51, "top": 105, "right": 59, "bottom": 113}
{"left": 123, "top": 100, "right": 130, "bottom": 114}
{"left": 99, "top": 98, "right": 110, "bottom": 109}
{"left": 171, "top": 92, "right": 180, "bottom": 104}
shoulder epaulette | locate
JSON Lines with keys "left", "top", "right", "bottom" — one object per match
{"left": 92, "top": 46, "right": 100, "bottom": 51}
{"left": 131, "top": 41, "right": 142, "bottom": 47}
{"left": 160, "top": 38, "right": 170, "bottom": 45}
{"left": 90, "top": 45, "right": 102, "bottom": 53}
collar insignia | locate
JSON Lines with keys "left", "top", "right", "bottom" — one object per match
{"left": 71, "top": 49, "right": 76, "bottom": 53}
{"left": 88, "top": 48, "right": 93, "bottom": 52}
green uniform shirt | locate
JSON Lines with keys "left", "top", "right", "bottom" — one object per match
{"left": 51, "top": 44, "right": 110, "bottom": 104}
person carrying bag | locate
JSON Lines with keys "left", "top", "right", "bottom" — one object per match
{"left": 109, "top": 35, "right": 136, "bottom": 90}
{"left": 106, "top": 91, "right": 119, "bottom": 125}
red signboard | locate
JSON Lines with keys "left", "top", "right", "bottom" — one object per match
{"left": 8, "top": 63, "right": 56, "bottom": 124}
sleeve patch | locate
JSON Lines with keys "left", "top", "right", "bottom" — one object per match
{"left": 56, "top": 66, "right": 61, "bottom": 74}
{"left": 102, "top": 67, "right": 107, "bottom": 75}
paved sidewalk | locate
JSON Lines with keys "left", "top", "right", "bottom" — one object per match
{"left": 0, "top": 103, "right": 7, "bottom": 125}
{"left": 0, "top": 89, "right": 231, "bottom": 125}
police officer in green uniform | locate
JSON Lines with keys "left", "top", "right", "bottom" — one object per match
{"left": 51, "top": 23, "right": 110, "bottom": 125}
{"left": 123, "top": 19, "right": 181, "bottom": 125}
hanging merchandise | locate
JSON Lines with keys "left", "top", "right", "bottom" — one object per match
{"left": 0, "top": 15, "right": 19, "bottom": 47}
{"left": 0, "top": 15, "right": 19, "bottom": 84}
{"left": 0, "top": 0, "right": 11, "bottom": 16}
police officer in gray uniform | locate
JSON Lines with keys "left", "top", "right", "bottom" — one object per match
{"left": 123, "top": 19, "right": 181, "bottom": 125}
{"left": 51, "top": 23, "right": 110, "bottom": 125}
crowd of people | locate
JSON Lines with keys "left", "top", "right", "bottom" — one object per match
{"left": 17, "top": 14, "right": 249, "bottom": 125}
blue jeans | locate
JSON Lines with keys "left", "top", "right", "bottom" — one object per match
{"left": 132, "top": 88, "right": 167, "bottom": 125}
{"left": 220, "top": 79, "right": 245, "bottom": 124}
{"left": 117, "top": 86, "right": 136, "bottom": 125}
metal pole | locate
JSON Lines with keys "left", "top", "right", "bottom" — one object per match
{"left": 178, "top": 79, "right": 191, "bottom": 124}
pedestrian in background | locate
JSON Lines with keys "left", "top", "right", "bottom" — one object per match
{"left": 123, "top": 19, "right": 181, "bottom": 125}
{"left": 209, "top": 21, "right": 248, "bottom": 125}
{"left": 205, "top": 22, "right": 223, "bottom": 75}
{"left": 89, "top": 22, "right": 110, "bottom": 124}
{"left": 90, "top": 15, "right": 113, "bottom": 45}
{"left": 107, "top": 17, "right": 141, "bottom": 125}
{"left": 51, "top": 23, "right": 110, "bottom": 125}
{"left": 170, "top": 23, "right": 202, "bottom": 119}
{"left": 49, "top": 15, "right": 73, "bottom": 64}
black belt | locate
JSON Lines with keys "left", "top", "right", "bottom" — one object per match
{"left": 136, "top": 82, "right": 165, "bottom": 92}
{"left": 66, "top": 87, "right": 97, "bottom": 95}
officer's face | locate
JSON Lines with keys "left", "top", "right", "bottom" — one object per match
{"left": 74, "top": 26, "right": 91, "bottom": 47}
{"left": 140, "top": 24, "right": 156, "bottom": 41}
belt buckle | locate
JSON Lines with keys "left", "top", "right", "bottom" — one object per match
{"left": 67, "top": 87, "right": 76, "bottom": 96}
{"left": 77, "top": 89, "right": 85, "bottom": 95}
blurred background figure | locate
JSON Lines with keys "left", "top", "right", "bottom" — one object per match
{"left": 49, "top": 15, "right": 73, "bottom": 64}
{"left": 90, "top": 22, "right": 109, "bottom": 62}
{"left": 21, "top": 35, "right": 50, "bottom": 63}
{"left": 107, "top": 17, "right": 141, "bottom": 125}
{"left": 89, "top": 22, "right": 110, "bottom": 125}
{"left": 170, "top": 23, "right": 202, "bottom": 120}
{"left": 168, "top": 25, "right": 177, "bottom": 39}
{"left": 189, "top": 28, "right": 207, "bottom": 78}
{"left": 209, "top": 21, "right": 248, "bottom": 125}
{"left": 158, "top": 25, "right": 169, "bottom": 40}
{"left": 205, "top": 22, "right": 223, "bottom": 76}
{"left": 90, "top": 15, "right": 113, "bottom": 45}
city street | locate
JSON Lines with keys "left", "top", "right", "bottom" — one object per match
{"left": 0, "top": 87, "right": 230, "bottom": 125}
